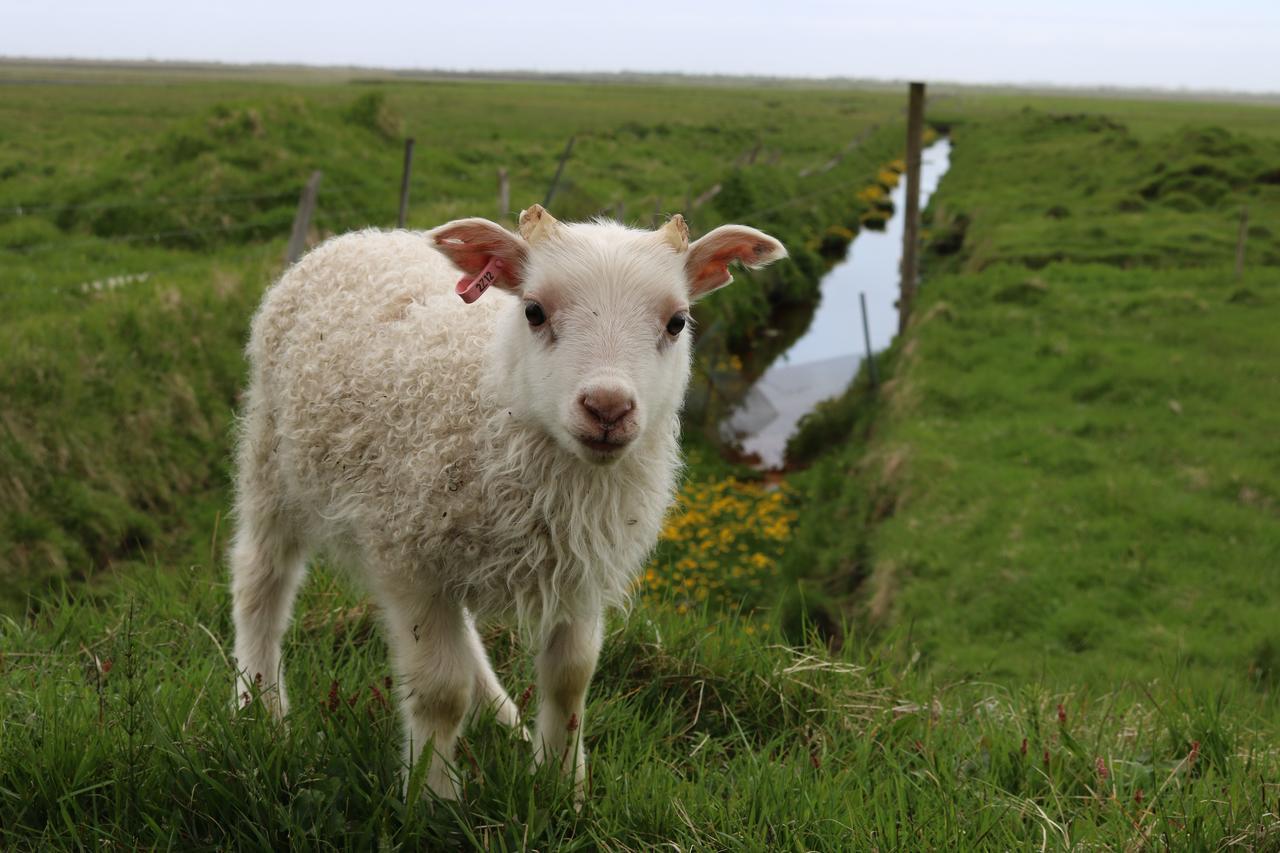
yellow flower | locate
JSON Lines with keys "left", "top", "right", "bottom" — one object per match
{"left": 857, "top": 185, "right": 886, "bottom": 204}
{"left": 644, "top": 471, "right": 796, "bottom": 614}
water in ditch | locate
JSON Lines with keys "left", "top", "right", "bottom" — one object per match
{"left": 722, "top": 138, "right": 953, "bottom": 468}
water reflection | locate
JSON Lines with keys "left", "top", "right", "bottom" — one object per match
{"left": 723, "top": 138, "right": 953, "bottom": 468}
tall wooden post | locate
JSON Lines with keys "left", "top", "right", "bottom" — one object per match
{"left": 397, "top": 138, "right": 415, "bottom": 228}
{"left": 285, "top": 170, "right": 322, "bottom": 265}
{"left": 898, "top": 82, "right": 926, "bottom": 335}
{"left": 860, "top": 292, "right": 879, "bottom": 389}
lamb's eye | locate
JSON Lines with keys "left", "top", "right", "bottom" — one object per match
{"left": 665, "top": 313, "right": 687, "bottom": 337}
{"left": 525, "top": 302, "right": 546, "bottom": 327}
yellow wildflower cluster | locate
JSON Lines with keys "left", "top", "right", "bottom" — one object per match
{"left": 855, "top": 157, "right": 906, "bottom": 209}
{"left": 643, "top": 475, "right": 798, "bottom": 614}
{"left": 856, "top": 184, "right": 886, "bottom": 205}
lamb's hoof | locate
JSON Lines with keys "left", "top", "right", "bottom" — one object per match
{"left": 231, "top": 680, "right": 288, "bottom": 724}
{"left": 404, "top": 764, "right": 464, "bottom": 807}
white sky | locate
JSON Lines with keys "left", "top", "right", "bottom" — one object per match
{"left": 4, "top": 0, "right": 1279, "bottom": 93}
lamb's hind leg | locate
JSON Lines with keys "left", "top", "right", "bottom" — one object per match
{"left": 229, "top": 514, "right": 307, "bottom": 719}
{"left": 381, "top": 591, "right": 478, "bottom": 800}
{"left": 464, "top": 612, "right": 525, "bottom": 736}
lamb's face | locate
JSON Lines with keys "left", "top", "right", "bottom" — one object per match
{"left": 503, "top": 232, "right": 694, "bottom": 464}
{"left": 431, "top": 206, "right": 786, "bottom": 466}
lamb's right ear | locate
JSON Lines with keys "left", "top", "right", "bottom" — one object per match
{"left": 429, "top": 218, "right": 528, "bottom": 293}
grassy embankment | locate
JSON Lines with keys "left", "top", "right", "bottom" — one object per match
{"left": 4, "top": 67, "right": 1279, "bottom": 847}
{"left": 785, "top": 98, "right": 1280, "bottom": 689}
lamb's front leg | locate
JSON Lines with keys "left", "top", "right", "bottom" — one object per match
{"left": 381, "top": 594, "right": 477, "bottom": 801}
{"left": 533, "top": 614, "right": 603, "bottom": 799}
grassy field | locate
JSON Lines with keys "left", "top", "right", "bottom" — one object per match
{"left": 4, "top": 63, "right": 1280, "bottom": 847}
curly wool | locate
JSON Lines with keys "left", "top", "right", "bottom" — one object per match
{"left": 235, "top": 229, "right": 680, "bottom": 634}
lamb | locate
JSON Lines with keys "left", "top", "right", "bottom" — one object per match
{"left": 228, "top": 204, "right": 786, "bottom": 800}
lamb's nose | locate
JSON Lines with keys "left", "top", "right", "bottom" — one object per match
{"left": 580, "top": 388, "right": 635, "bottom": 429}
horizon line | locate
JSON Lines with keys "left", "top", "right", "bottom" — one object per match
{"left": 2, "top": 54, "right": 1278, "bottom": 102}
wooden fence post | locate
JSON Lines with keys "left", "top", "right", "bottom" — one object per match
{"left": 497, "top": 167, "right": 510, "bottom": 220}
{"left": 285, "top": 170, "right": 322, "bottom": 265}
{"left": 860, "top": 292, "right": 878, "bottom": 389}
{"left": 543, "top": 135, "right": 576, "bottom": 209}
{"left": 692, "top": 183, "right": 722, "bottom": 210}
{"left": 898, "top": 82, "right": 926, "bottom": 335}
{"left": 1235, "top": 205, "right": 1249, "bottom": 279}
{"left": 397, "top": 138, "right": 415, "bottom": 228}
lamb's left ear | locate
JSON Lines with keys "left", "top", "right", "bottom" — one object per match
{"left": 429, "top": 218, "right": 528, "bottom": 294}
{"left": 685, "top": 225, "right": 787, "bottom": 300}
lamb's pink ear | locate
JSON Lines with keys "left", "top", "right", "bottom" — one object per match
{"left": 429, "top": 218, "right": 528, "bottom": 295}
{"left": 685, "top": 225, "right": 787, "bottom": 300}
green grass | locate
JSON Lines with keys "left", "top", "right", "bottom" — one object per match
{"left": 4, "top": 561, "right": 1278, "bottom": 848}
{"left": 5, "top": 63, "right": 1280, "bottom": 847}
{"left": 792, "top": 264, "right": 1280, "bottom": 683}
{"left": 925, "top": 108, "right": 1280, "bottom": 271}
{"left": 785, "top": 97, "right": 1280, "bottom": 694}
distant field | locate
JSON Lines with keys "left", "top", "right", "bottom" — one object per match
{"left": 3, "top": 63, "right": 1280, "bottom": 847}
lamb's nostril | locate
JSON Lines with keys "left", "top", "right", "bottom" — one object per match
{"left": 581, "top": 390, "right": 635, "bottom": 428}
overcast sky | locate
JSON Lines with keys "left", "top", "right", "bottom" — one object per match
{"left": 4, "top": 0, "right": 1279, "bottom": 93}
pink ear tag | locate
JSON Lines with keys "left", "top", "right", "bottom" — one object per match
{"left": 455, "top": 257, "right": 504, "bottom": 304}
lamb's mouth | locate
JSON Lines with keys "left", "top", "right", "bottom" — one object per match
{"left": 575, "top": 433, "right": 630, "bottom": 456}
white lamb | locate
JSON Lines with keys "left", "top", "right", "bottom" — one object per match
{"left": 228, "top": 204, "right": 785, "bottom": 800}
